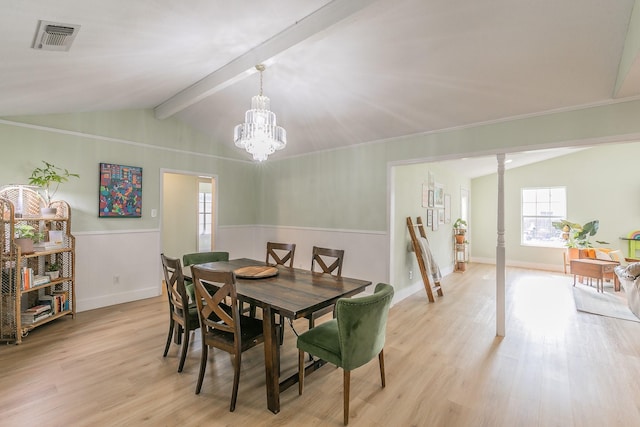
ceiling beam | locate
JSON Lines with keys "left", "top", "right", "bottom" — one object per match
{"left": 154, "top": 0, "right": 380, "bottom": 120}
{"left": 614, "top": 0, "right": 640, "bottom": 98}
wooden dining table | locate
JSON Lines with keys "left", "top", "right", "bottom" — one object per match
{"left": 183, "top": 257, "right": 372, "bottom": 414}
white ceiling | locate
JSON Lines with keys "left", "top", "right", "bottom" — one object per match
{"left": 2, "top": 0, "right": 639, "bottom": 174}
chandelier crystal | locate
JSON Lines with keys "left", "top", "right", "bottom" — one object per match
{"left": 233, "top": 64, "right": 286, "bottom": 162}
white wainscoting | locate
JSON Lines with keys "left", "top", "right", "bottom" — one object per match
{"left": 217, "top": 225, "right": 390, "bottom": 296}
{"left": 75, "top": 225, "right": 390, "bottom": 313}
{"left": 75, "top": 229, "right": 162, "bottom": 312}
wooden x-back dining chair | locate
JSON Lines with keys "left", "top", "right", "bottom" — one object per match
{"left": 307, "top": 246, "right": 345, "bottom": 328}
{"left": 190, "top": 265, "right": 264, "bottom": 412}
{"left": 160, "top": 253, "right": 199, "bottom": 373}
{"left": 266, "top": 242, "right": 296, "bottom": 267}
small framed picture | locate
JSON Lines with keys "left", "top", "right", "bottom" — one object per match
{"left": 421, "top": 184, "right": 429, "bottom": 208}
{"left": 426, "top": 209, "right": 433, "bottom": 227}
{"left": 432, "top": 213, "right": 439, "bottom": 231}
{"left": 428, "top": 190, "right": 434, "bottom": 208}
{"left": 434, "top": 183, "right": 444, "bottom": 208}
{"left": 438, "top": 208, "right": 445, "bottom": 224}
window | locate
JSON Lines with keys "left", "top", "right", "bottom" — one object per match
{"left": 521, "top": 187, "right": 566, "bottom": 247}
{"left": 197, "top": 179, "right": 212, "bottom": 251}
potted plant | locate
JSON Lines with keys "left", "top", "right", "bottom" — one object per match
{"left": 551, "top": 219, "right": 608, "bottom": 249}
{"left": 46, "top": 262, "right": 60, "bottom": 280}
{"left": 14, "top": 224, "right": 44, "bottom": 255}
{"left": 28, "top": 161, "right": 79, "bottom": 217}
{"left": 453, "top": 218, "right": 467, "bottom": 244}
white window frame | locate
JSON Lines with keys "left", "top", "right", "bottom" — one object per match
{"left": 521, "top": 186, "right": 566, "bottom": 248}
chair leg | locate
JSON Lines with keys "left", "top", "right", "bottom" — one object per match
{"left": 195, "top": 344, "right": 208, "bottom": 394}
{"left": 230, "top": 353, "right": 241, "bottom": 412}
{"left": 344, "top": 369, "right": 350, "bottom": 425}
{"left": 378, "top": 349, "right": 386, "bottom": 388}
{"left": 177, "top": 329, "right": 190, "bottom": 372}
{"left": 298, "top": 349, "right": 305, "bottom": 395}
{"left": 163, "top": 318, "right": 174, "bottom": 357}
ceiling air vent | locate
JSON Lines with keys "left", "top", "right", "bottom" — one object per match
{"left": 32, "top": 20, "right": 81, "bottom": 52}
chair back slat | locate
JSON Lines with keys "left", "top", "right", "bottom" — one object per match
{"left": 161, "top": 254, "right": 189, "bottom": 314}
{"left": 311, "top": 246, "right": 344, "bottom": 276}
{"left": 191, "top": 267, "right": 239, "bottom": 337}
{"left": 266, "top": 242, "right": 296, "bottom": 267}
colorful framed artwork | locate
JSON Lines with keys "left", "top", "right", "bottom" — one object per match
{"left": 434, "top": 183, "right": 445, "bottom": 208}
{"left": 444, "top": 193, "right": 451, "bottom": 223}
{"left": 426, "top": 209, "right": 433, "bottom": 227}
{"left": 99, "top": 163, "right": 143, "bottom": 218}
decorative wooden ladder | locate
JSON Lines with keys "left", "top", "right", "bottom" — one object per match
{"left": 407, "top": 216, "right": 443, "bottom": 302}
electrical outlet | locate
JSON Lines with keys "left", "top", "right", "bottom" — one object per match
{"left": 409, "top": 270, "right": 413, "bottom": 280}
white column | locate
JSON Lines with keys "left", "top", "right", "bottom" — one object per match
{"left": 496, "top": 154, "right": 506, "bottom": 336}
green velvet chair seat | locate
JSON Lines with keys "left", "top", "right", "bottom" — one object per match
{"left": 295, "top": 320, "right": 341, "bottom": 366}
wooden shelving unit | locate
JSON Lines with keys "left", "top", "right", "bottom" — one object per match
{"left": 0, "top": 186, "right": 75, "bottom": 344}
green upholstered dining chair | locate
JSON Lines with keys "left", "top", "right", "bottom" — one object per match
{"left": 191, "top": 265, "right": 264, "bottom": 412}
{"left": 306, "top": 246, "right": 345, "bottom": 328}
{"left": 160, "top": 253, "right": 199, "bottom": 373}
{"left": 182, "top": 251, "right": 229, "bottom": 267}
{"left": 297, "top": 282, "right": 394, "bottom": 425}
{"left": 182, "top": 251, "right": 230, "bottom": 302}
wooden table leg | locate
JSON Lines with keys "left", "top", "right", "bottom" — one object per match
{"left": 262, "top": 306, "right": 280, "bottom": 414}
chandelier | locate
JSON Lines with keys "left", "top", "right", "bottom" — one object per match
{"left": 233, "top": 64, "right": 287, "bottom": 162}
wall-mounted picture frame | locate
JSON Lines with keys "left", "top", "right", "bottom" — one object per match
{"left": 428, "top": 171, "right": 435, "bottom": 189}
{"left": 434, "top": 183, "right": 445, "bottom": 207}
{"left": 99, "top": 163, "right": 143, "bottom": 218}
{"left": 444, "top": 193, "right": 451, "bottom": 223}
{"left": 426, "top": 209, "right": 433, "bottom": 227}
{"left": 432, "top": 212, "right": 439, "bottom": 231}
{"left": 438, "top": 208, "right": 445, "bottom": 224}
{"left": 422, "top": 184, "right": 429, "bottom": 208}
{"left": 428, "top": 190, "right": 434, "bottom": 208}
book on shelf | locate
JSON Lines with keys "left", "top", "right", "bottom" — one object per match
{"left": 33, "top": 274, "right": 50, "bottom": 287}
{"left": 52, "top": 290, "right": 69, "bottom": 312}
{"left": 21, "top": 267, "right": 32, "bottom": 290}
{"left": 33, "top": 241, "right": 63, "bottom": 251}
{"left": 25, "top": 304, "right": 51, "bottom": 315}
{"left": 21, "top": 308, "right": 52, "bottom": 324}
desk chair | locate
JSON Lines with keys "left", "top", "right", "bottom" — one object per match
{"left": 160, "top": 253, "right": 199, "bottom": 373}
{"left": 297, "top": 283, "right": 394, "bottom": 425}
{"left": 191, "top": 266, "right": 264, "bottom": 412}
{"left": 307, "top": 246, "right": 345, "bottom": 328}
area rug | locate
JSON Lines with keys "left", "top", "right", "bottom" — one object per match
{"left": 572, "top": 283, "right": 640, "bottom": 323}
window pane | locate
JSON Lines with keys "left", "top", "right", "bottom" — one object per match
{"left": 521, "top": 186, "right": 566, "bottom": 247}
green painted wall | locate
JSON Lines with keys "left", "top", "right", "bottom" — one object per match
{"left": 0, "top": 111, "right": 257, "bottom": 232}
{"left": 471, "top": 141, "right": 640, "bottom": 267}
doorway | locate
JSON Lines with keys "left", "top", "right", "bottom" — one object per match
{"left": 161, "top": 171, "right": 217, "bottom": 258}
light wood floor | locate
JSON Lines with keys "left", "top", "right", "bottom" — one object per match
{"left": 1, "top": 263, "right": 640, "bottom": 426}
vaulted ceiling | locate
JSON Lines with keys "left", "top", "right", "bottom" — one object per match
{"left": 2, "top": 0, "right": 639, "bottom": 169}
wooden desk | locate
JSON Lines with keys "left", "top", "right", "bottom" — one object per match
{"left": 184, "top": 258, "right": 371, "bottom": 414}
{"left": 570, "top": 259, "right": 619, "bottom": 292}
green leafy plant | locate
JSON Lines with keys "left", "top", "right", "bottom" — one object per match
{"left": 28, "top": 161, "right": 79, "bottom": 205}
{"left": 453, "top": 218, "right": 467, "bottom": 231}
{"left": 14, "top": 224, "right": 44, "bottom": 242}
{"left": 551, "top": 219, "right": 608, "bottom": 248}
{"left": 47, "top": 262, "right": 60, "bottom": 272}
